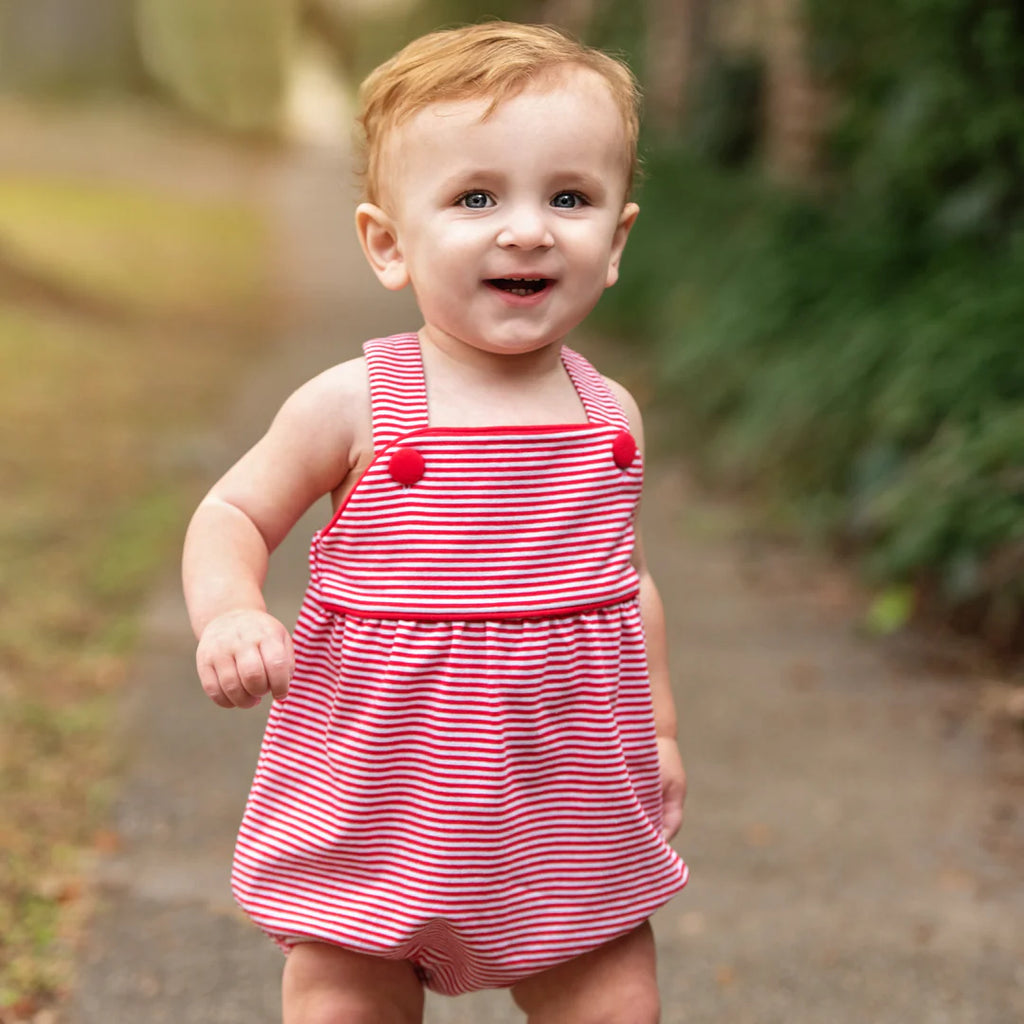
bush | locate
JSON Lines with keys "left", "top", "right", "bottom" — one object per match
{"left": 597, "top": 0, "right": 1024, "bottom": 651}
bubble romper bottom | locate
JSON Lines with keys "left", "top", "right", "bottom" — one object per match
{"left": 231, "top": 333, "right": 688, "bottom": 995}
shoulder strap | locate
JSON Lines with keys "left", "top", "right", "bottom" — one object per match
{"left": 561, "top": 346, "right": 631, "bottom": 430}
{"left": 363, "top": 333, "right": 430, "bottom": 451}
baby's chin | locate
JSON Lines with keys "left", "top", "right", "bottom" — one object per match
{"left": 419, "top": 324, "right": 570, "bottom": 362}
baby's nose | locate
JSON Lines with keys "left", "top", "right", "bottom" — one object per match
{"left": 496, "top": 205, "right": 554, "bottom": 249}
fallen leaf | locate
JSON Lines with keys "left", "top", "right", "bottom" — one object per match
{"left": 744, "top": 822, "right": 775, "bottom": 847}
{"left": 786, "top": 660, "right": 823, "bottom": 691}
{"left": 937, "top": 867, "right": 974, "bottom": 893}
{"left": 35, "top": 875, "right": 82, "bottom": 904}
{"left": 92, "top": 829, "right": 121, "bottom": 853}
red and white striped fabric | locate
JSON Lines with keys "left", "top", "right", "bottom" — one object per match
{"left": 231, "top": 333, "right": 688, "bottom": 995}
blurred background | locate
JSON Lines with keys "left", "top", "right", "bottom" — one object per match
{"left": 0, "top": 0, "right": 1021, "bottom": 1018}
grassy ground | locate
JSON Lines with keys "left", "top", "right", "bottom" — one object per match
{"left": 0, "top": 170, "right": 275, "bottom": 1017}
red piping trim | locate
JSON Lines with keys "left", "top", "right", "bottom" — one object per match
{"left": 315, "top": 338, "right": 634, "bottom": 573}
{"left": 387, "top": 422, "right": 606, "bottom": 436}
{"left": 305, "top": 591, "right": 640, "bottom": 623}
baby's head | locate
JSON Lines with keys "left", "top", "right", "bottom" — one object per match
{"left": 356, "top": 21, "right": 640, "bottom": 208}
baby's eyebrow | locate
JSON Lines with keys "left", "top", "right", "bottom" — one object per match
{"left": 547, "top": 172, "right": 608, "bottom": 197}
{"left": 437, "top": 169, "right": 505, "bottom": 193}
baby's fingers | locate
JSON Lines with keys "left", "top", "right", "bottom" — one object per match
{"left": 197, "top": 656, "right": 260, "bottom": 709}
{"left": 197, "top": 658, "right": 233, "bottom": 709}
{"left": 260, "top": 631, "right": 294, "bottom": 701}
{"left": 661, "top": 789, "right": 685, "bottom": 842}
{"left": 235, "top": 649, "right": 273, "bottom": 704}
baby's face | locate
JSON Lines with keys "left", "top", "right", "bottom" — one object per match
{"left": 359, "top": 68, "right": 638, "bottom": 359}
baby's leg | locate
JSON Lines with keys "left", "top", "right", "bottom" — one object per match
{"left": 282, "top": 941, "right": 424, "bottom": 1024}
{"left": 510, "top": 922, "right": 660, "bottom": 1024}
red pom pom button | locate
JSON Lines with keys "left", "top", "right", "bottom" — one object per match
{"left": 612, "top": 430, "right": 637, "bottom": 469}
{"left": 388, "top": 446, "right": 426, "bottom": 486}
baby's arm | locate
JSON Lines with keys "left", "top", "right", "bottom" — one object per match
{"left": 183, "top": 360, "right": 369, "bottom": 709}
{"left": 607, "top": 378, "right": 687, "bottom": 841}
{"left": 634, "top": 532, "right": 686, "bottom": 840}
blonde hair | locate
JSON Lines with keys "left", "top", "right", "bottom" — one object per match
{"left": 356, "top": 21, "right": 641, "bottom": 205}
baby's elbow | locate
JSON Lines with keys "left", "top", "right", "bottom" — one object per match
{"left": 194, "top": 494, "right": 274, "bottom": 551}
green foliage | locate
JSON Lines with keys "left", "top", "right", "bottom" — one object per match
{"left": 806, "top": 0, "right": 1024, "bottom": 246}
{"left": 597, "top": 0, "right": 1024, "bottom": 648}
{"left": 135, "top": 0, "right": 296, "bottom": 132}
{"left": 687, "top": 53, "right": 764, "bottom": 168}
{"left": 866, "top": 585, "right": 917, "bottom": 635}
{"left": 0, "top": 163, "right": 275, "bottom": 1014}
{"left": 87, "top": 487, "right": 185, "bottom": 605}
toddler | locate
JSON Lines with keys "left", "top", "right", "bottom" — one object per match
{"left": 182, "top": 21, "right": 688, "bottom": 1024}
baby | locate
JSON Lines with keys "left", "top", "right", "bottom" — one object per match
{"left": 183, "top": 20, "right": 688, "bottom": 1024}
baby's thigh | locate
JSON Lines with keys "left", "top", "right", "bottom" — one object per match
{"left": 282, "top": 941, "right": 424, "bottom": 1024}
{"left": 510, "top": 922, "right": 660, "bottom": 1024}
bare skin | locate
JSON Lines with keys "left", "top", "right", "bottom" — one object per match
{"left": 282, "top": 944, "right": 424, "bottom": 1024}
{"left": 281, "top": 924, "right": 659, "bottom": 1024}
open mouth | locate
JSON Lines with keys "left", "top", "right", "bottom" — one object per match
{"left": 486, "top": 277, "right": 553, "bottom": 297}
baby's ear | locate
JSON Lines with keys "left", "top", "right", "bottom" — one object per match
{"left": 355, "top": 203, "right": 409, "bottom": 291}
{"left": 605, "top": 202, "right": 640, "bottom": 289}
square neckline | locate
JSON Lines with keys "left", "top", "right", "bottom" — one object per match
{"left": 413, "top": 333, "right": 593, "bottom": 432}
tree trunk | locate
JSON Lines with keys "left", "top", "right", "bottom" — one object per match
{"left": 762, "top": 0, "right": 829, "bottom": 184}
{"left": 645, "top": 0, "right": 712, "bottom": 136}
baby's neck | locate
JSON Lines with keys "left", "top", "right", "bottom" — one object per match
{"left": 419, "top": 327, "right": 563, "bottom": 379}
{"left": 418, "top": 330, "right": 588, "bottom": 429}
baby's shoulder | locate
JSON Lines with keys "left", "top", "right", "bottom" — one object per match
{"left": 267, "top": 355, "right": 371, "bottom": 458}
{"left": 279, "top": 356, "right": 369, "bottom": 421}
{"left": 297, "top": 354, "right": 368, "bottom": 396}
{"left": 600, "top": 374, "right": 644, "bottom": 436}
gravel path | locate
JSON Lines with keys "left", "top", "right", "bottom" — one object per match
{"left": 66, "top": 142, "right": 1023, "bottom": 1024}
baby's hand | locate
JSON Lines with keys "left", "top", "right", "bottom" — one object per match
{"left": 656, "top": 735, "right": 687, "bottom": 841}
{"left": 196, "top": 609, "right": 294, "bottom": 709}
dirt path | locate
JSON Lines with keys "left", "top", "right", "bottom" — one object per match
{"left": 65, "top": 141, "right": 1023, "bottom": 1024}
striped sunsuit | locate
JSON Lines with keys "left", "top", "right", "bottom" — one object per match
{"left": 231, "top": 332, "right": 688, "bottom": 995}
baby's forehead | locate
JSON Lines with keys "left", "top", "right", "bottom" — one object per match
{"left": 378, "top": 71, "right": 629, "bottom": 190}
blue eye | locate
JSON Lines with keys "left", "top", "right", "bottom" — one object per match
{"left": 458, "top": 191, "right": 494, "bottom": 209}
{"left": 551, "top": 191, "right": 586, "bottom": 209}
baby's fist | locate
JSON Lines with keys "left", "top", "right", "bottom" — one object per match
{"left": 656, "top": 735, "right": 687, "bottom": 842}
{"left": 196, "top": 609, "right": 294, "bottom": 709}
